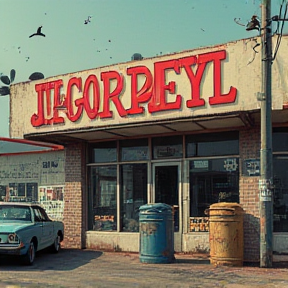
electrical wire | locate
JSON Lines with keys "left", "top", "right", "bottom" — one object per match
{"left": 272, "top": 2, "right": 284, "bottom": 55}
{"left": 273, "top": 1, "right": 288, "bottom": 61}
{"left": 274, "top": 1, "right": 284, "bottom": 34}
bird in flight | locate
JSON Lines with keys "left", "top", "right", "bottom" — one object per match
{"left": 29, "top": 26, "right": 45, "bottom": 38}
{"left": 84, "top": 16, "right": 92, "bottom": 24}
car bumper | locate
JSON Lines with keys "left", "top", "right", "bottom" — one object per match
{"left": 0, "top": 243, "right": 27, "bottom": 256}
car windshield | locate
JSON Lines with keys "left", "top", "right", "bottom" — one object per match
{"left": 0, "top": 205, "right": 31, "bottom": 222}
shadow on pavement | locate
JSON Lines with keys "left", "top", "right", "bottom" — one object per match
{"left": 244, "top": 261, "right": 288, "bottom": 268}
{"left": 175, "top": 253, "right": 288, "bottom": 269}
{"left": 175, "top": 258, "right": 210, "bottom": 265}
{"left": 174, "top": 253, "right": 210, "bottom": 265}
{"left": 0, "top": 248, "right": 103, "bottom": 271}
{"left": 244, "top": 254, "right": 288, "bottom": 268}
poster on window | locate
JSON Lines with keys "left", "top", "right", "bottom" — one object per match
{"left": 191, "top": 160, "right": 210, "bottom": 172}
{"left": 38, "top": 185, "right": 64, "bottom": 220}
{"left": 242, "top": 159, "right": 260, "bottom": 176}
{"left": 190, "top": 217, "right": 209, "bottom": 232}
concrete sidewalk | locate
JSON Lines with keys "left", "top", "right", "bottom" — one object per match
{"left": 1, "top": 249, "right": 288, "bottom": 287}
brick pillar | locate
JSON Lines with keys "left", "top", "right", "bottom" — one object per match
{"left": 62, "top": 142, "right": 87, "bottom": 249}
{"left": 239, "top": 127, "right": 261, "bottom": 262}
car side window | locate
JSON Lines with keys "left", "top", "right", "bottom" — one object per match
{"left": 33, "top": 208, "right": 43, "bottom": 222}
{"left": 39, "top": 208, "right": 51, "bottom": 221}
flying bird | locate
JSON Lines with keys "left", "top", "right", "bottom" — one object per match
{"left": 29, "top": 26, "right": 45, "bottom": 38}
{"left": 84, "top": 16, "right": 92, "bottom": 24}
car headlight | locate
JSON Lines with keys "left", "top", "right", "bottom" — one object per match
{"left": 7, "top": 233, "right": 20, "bottom": 244}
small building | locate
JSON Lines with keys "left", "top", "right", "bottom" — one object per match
{"left": 0, "top": 137, "right": 65, "bottom": 220}
{"left": 8, "top": 36, "right": 288, "bottom": 261}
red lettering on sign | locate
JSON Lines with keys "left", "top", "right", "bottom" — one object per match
{"left": 83, "top": 75, "right": 100, "bottom": 120}
{"left": 98, "top": 71, "right": 126, "bottom": 118}
{"left": 51, "top": 80, "right": 65, "bottom": 124}
{"left": 31, "top": 83, "right": 46, "bottom": 127}
{"left": 181, "top": 55, "right": 206, "bottom": 108}
{"left": 31, "top": 80, "right": 63, "bottom": 127}
{"left": 127, "top": 66, "right": 153, "bottom": 115}
{"left": 206, "top": 50, "right": 237, "bottom": 105}
{"left": 66, "top": 77, "right": 83, "bottom": 122}
{"left": 30, "top": 50, "right": 238, "bottom": 127}
{"left": 148, "top": 59, "right": 181, "bottom": 113}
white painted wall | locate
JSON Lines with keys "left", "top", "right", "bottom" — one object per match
{"left": 0, "top": 150, "right": 65, "bottom": 186}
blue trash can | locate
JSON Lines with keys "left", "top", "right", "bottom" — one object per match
{"left": 139, "top": 203, "right": 175, "bottom": 264}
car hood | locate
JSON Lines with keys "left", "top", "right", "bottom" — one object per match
{"left": 0, "top": 222, "right": 34, "bottom": 233}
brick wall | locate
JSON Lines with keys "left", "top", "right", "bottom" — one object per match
{"left": 239, "top": 127, "right": 261, "bottom": 262}
{"left": 62, "top": 142, "right": 87, "bottom": 249}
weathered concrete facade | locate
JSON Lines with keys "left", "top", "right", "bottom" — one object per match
{"left": 0, "top": 150, "right": 65, "bottom": 220}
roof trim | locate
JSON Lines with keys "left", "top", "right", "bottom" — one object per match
{"left": 0, "top": 137, "right": 64, "bottom": 156}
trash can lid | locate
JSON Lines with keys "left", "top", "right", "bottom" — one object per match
{"left": 139, "top": 203, "right": 172, "bottom": 213}
{"left": 209, "top": 202, "right": 243, "bottom": 209}
{"left": 205, "top": 202, "right": 244, "bottom": 216}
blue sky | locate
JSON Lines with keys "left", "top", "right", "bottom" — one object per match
{"left": 0, "top": 0, "right": 285, "bottom": 137}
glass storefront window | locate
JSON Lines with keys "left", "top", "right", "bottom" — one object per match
{"left": 88, "top": 132, "right": 241, "bottom": 234}
{"left": 273, "top": 131, "right": 288, "bottom": 152}
{"left": 91, "top": 166, "right": 117, "bottom": 231}
{"left": 154, "top": 165, "right": 179, "bottom": 232}
{"left": 272, "top": 129, "right": 288, "bottom": 232}
{"left": 273, "top": 156, "right": 288, "bottom": 232}
{"left": 189, "top": 158, "right": 239, "bottom": 217}
{"left": 4, "top": 183, "right": 38, "bottom": 202}
{"left": 92, "top": 141, "right": 117, "bottom": 163}
{"left": 120, "top": 138, "right": 149, "bottom": 161}
{"left": 152, "top": 135, "right": 183, "bottom": 159}
{"left": 17, "top": 183, "right": 25, "bottom": 196}
{"left": 186, "top": 131, "right": 239, "bottom": 157}
{"left": 120, "top": 164, "right": 147, "bottom": 232}
{"left": 26, "top": 183, "right": 38, "bottom": 201}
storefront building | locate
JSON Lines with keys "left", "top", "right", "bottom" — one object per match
{"left": 9, "top": 36, "right": 288, "bottom": 261}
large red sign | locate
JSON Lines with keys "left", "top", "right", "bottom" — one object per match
{"left": 31, "top": 50, "right": 237, "bottom": 127}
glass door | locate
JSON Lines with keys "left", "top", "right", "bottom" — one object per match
{"left": 152, "top": 162, "right": 182, "bottom": 251}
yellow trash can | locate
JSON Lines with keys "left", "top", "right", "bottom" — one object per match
{"left": 206, "top": 202, "right": 244, "bottom": 267}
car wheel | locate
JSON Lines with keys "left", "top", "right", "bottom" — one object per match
{"left": 23, "top": 241, "right": 35, "bottom": 265}
{"left": 50, "top": 235, "right": 60, "bottom": 253}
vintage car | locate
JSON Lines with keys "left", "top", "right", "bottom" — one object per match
{"left": 0, "top": 202, "right": 64, "bottom": 265}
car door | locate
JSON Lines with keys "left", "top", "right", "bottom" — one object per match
{"left": 38, "top": 207, "right": 54, "bottom": 248}
{"left": 33, "top": 207, "right": 46, "bottom": 250}
{"left": 33, "top": 207, "right": 53, "bottom": 249}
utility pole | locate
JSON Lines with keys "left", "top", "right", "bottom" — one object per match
{"left": 259, "top": 0, "right": 273, "bottom": 268}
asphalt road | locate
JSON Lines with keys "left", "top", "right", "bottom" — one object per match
{"left": 1, "top": 249, "right": 288, "bottom": 287}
